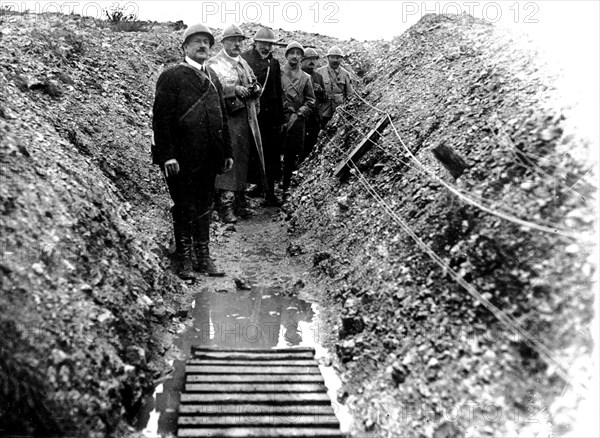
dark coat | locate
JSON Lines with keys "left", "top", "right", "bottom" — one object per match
{"left": 241, "top": 48, "right": 284, "bottom": 126}
{"left": 305, "top": 69, "right": 326, "bottom": 125}
{"left": 152, "top": 63, "right": 233, "bottom": 174}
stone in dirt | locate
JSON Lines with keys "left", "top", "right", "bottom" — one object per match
{"left": 234, "top": 277, "right": 252, "bottom": 290}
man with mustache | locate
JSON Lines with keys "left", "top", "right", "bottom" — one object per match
{"left": 241, "top": 26, "right": 284, "bottom": 206}
{"left": 301, "top": 47, "right": 327, "bottom": 162}
{"left": 280, "top": 42, "right": 315, "bottom": 198}
{"left": 316, "top": 45, "right": 353, "bottom": 127}
{"left": 208, "top": 25, "right": 266, "bottom": 223}
{"left": 152, "top": 24, "right": 233, "bottom": 279}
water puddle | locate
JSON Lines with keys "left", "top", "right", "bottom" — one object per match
{"left": 135, "top": 285, "right": 352, "bottom": 436}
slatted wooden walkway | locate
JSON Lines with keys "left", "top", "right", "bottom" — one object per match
{"left": 177, "top": 346, "right": 345, "bottom": 437}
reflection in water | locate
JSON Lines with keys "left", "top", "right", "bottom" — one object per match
{"left": 137, "top": 287, "right": 316, "bottom": 437}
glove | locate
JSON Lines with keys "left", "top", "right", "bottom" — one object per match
{"left": 296, "top": 106, "right": 310, "bottom": 118}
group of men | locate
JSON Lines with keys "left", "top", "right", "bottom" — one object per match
{"left": 152, "top": 23, "right": 353, "bottom": 279}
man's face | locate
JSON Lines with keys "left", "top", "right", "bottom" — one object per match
{"left": 255, "top": 41, "right": 273, "bottom": 59}
{"left": 286, "top": 48, "right": 303, "bottom": 67}
{"left": 183, "top": 34, "right": 211, "bottom": 64}
{"left": 328, "top": 55, "right": 342, "bottom": 69}
{"left": 223, "top": 36, "right": 244, "bottom": 57}
{"left": 301, "top": 57, "right": 318, "bottom": 73}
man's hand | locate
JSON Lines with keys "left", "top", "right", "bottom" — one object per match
{"left": 235, "top": 85, "right": 251, "bottom": 99}
{"left": 223, "top": 158, "right": 234, "bottom": 173}
{"left": 164, "top": 159, "right": 180, "bottom": 177}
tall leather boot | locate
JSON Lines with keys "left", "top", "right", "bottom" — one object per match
{"left": 193, "top": 211, "right": 225, "bottom": 276}
{"left": 219, "top": 190, "right": 237, "bottom": 224}
{"left": 234, "top": 191, "right": 252, "bottom": 219}
{"left": 174, "top": 206, "right": 195, "bottom": 280}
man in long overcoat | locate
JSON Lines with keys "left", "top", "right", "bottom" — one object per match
{"left": 152, "top": 24, "right": 233, "bottom": 279}
{"left": 280, "top": 42, "right": 315, "bottom": 197}
{"left": 241, "top": 26, "right": 285, "bottom": 206}
{"left": 208, "top": 25, "right": 266, "bottom": 223}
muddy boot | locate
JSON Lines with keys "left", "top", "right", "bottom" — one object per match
{"left": 178, "top": 237, "right": 196, "bottom": 280}
{"left": 221, "top": 205, "right": 237, "bottom": 224}
{"left": 219, "top": 190, "right": 237, "bottom": 224}
{"left": 234, "top": 191, "right": 253, "bottom": 219}
{"left": 173, "top": 207, "right": 196, "bottom": 280}
{"left": 195, "top": 241, "right": 225, "bottom": 277}
{"left": 263, "top": 192, "right": 282, "bottom": 207}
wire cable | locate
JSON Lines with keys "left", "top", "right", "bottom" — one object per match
{"left": 346, "top": 158, "right": 586, "bottom": 393}
{"left": 348, "top": 89, "right": 579, "bottom": 238}
{"left": 335, "top": 106, "right": 577, "bottom": 235}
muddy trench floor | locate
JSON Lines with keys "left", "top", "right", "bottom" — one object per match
{"left": 134, "top": 201, "right": 342, "bottom": 436}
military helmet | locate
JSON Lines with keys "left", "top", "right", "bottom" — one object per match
{"left": 285, "top": 41, "right": 304, "bottom": 57}
{"left": 182, "top": 23, "right": 215, "bottom": 47}
{"left": 303, "top": 48, "right": 319, "bottom": 59}
{"left": 327, "top": 45, "right": 344, "bottom": 57}
{"left": 254, "top": 26, "right": 278, "bottom": 43}
{"left": 221, "top": 24, "right": 246, "bottom": 41}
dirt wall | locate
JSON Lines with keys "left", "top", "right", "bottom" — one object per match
{"left": 287, "top": 14, "right": 596, "bottom": 438}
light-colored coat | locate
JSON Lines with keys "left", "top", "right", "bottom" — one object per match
{"left": 208, "top": 49, "right": 266, "bottom": 191}
{"left": 316, "top": 65, "right": 353, "bottom": 118}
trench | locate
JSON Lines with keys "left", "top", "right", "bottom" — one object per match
{"left": 132, "top": 204, "right": 353, "bottom": 437}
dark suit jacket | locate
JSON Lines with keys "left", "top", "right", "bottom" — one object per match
{"left": 241, "top": 48, "right": 284, "bottom": 126}
{"left": 152, "top": 63, "right": 233, "bottom": 174}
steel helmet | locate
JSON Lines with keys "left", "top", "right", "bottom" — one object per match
{"left": 254, "top": 26, "right": 278, "bottom": 43}
{"left": 285, "top": 41, "right": 304, "bottom": 57}
{"left": 327, "top": 45, "right": 344, "bottom": 57}
{"left": 303, "top": 48, "right": 319, "bottom": 59}
{"left": 182, "top": 23, "right": 215, "bottom": 47}
{"left": 221, "top": 24, "right": 246, "bottom": 41}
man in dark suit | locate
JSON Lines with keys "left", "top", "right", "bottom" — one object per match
{"left": 241, "top": 26, "right": 285, "bottom": 206}
{"left": 301, "top": 47, "right": 327, "bottom": 162}
{"left": 152, "top": 23, "right": 233, "bottom": 279}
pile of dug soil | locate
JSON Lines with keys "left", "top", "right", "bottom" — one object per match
{"left": 287, "top": 13, "right": 596, "bottom": 438}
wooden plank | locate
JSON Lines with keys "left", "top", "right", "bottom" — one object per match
{"left": 187, "top": 359, "right": 317, "bottom": 367}
{"left": 178, "top": 414, "right": 339, "bottom": 427}
{"left": 334, "top": 116, "right": 390, "bottom": 177}
{"left": 184, "top": 383, "right": 326, "bottom": 393}
{"left": 178, "top": 427, "right": 344, "bottom": 437}
{"left": 192, "top": 346, "right": 315, "bottom": 354}
{"left": 185, "top": 365, "right": 320, "bottom": 375}
{"left": 192, "top": 351, "right": 315, "bottom": 361}
{"left": 180, "top": 393, "right": 331, "bottom": 404}
{"left": 178, "top": 404, "right": 336, "bottom": 416}
{"left": 187, "top": 374, "right": 325, "bottom": 384}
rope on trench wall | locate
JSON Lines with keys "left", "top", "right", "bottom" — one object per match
{"left": 345, "top": 89, "right": 581, "bottom": 239}
{"left": 334, "top": 106, "right": 576, "bottom": 234}
{"left": 304, "top": 97, "right": 590, "bottom": 393}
